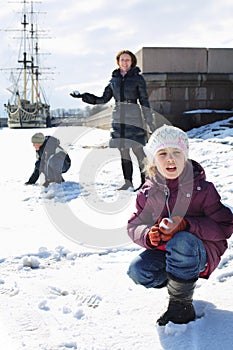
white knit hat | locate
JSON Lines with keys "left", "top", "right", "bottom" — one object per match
{"left": 144, "top": 124, "right": 189, "bottom": 162}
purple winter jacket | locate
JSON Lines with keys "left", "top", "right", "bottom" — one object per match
{"left": 127, "top": 160, "right": 233, "bottom": 278}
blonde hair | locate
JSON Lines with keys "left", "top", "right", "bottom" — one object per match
{"left": 144, "top": 158, "right": 157, "bottom": 178}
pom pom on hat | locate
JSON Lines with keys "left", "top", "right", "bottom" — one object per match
{"left": 31, "top": 132, "right": 45, "bottom": 145}
{"left": 144, "top": 124, "right": 189, "bottom": 162}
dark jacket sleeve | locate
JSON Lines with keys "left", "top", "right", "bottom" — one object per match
{"left": 81, "top": 84, "right": 113, "bottom": 105}
{"left": 26, "top": 160, "right": 40, "bottom": 184}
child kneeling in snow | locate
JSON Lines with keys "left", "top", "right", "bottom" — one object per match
{"left": 127, "top": 125, "right": 233, "bottom": 326}
{"left": 25, "top": 132, "right": 71, "bottom": 187}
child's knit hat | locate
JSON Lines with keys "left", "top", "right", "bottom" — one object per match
{"left": 31, "top": 132, "right": 45, "bottom": 145}
{"left": 144, "top": 124, "right": 189, "bottom": 162}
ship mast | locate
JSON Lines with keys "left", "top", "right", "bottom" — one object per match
{"left": 18, "top": 0, "right": 31, "bottom": 101}
{"left": 17, "top": 0, "right": 44, "bottom": 104}
{"left": 29, "top": 0, "right": 40, "bottom": 104}
{"left": 30, "top": 0, "right": 35, "bottom": 103}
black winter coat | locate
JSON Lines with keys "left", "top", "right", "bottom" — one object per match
{"left": 27, "top": 136, "right": 71, "bottom": 184}
{"left": 81, "top": 67, "right": 155, "bottom": 148}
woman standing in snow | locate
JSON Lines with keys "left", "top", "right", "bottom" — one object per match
{"left": 71, "top": 50, "right": 156, "bottom": 191}
{"left": 127, "top": 125, "right": 233, "bottom": 325}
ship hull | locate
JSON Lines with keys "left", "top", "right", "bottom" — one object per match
{"left": 7, "top": 102, "right": 51, "bottom": 128}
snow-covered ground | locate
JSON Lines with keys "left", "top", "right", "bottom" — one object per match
{"left": 0, "top": 117, "right": 233, "bottom": 350}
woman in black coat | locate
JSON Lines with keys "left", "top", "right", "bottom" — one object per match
{"left": 71, "top": 50, "right": 156, "bottom": 191}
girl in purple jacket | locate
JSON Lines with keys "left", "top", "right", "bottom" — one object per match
{"left": 127, "top": 125, "right": 233, "bottom": 326}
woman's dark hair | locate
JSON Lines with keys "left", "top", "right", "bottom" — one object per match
{"left": 116, "top": 50, "right": 137, "bottom": 67}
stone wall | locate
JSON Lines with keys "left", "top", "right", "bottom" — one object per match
{"left": 136, "top": 47, "right": 233, "bottom": 130}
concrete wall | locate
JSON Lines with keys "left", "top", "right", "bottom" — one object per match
{"left": 135, "top": 47, "right": 233, "bottom": 130}
{"left": 136, "top": 47, "right": 233, "bottom": 73}
{"left": 137, "top": 47, "right": 207, "bottom": 73}
{"left": 83, "top": 106, "right": 112, "bottom": 130}
{"left": 208, "top": 48, "right": 233, "bottom": 73}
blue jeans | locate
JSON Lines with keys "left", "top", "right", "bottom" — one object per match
{"left": 127, "top": 231, "right": 207, "bottom": 288}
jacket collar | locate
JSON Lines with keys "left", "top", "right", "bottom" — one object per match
{"left": 112, "top": 66, "right": 141, "bottom": 78}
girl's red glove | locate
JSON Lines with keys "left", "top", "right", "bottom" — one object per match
{"left": 159, "top": 216, "right": 187, "bottom": 241}
{"left": 148, "top": 224, "right": 161, "bottom": 247}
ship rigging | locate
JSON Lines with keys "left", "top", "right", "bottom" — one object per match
{"left": 4, "top": 0, "right": 51, "bottom": 128}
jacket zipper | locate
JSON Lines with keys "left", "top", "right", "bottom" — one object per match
{"left": 164, "top": 185, "right": 171, "bottom": 219}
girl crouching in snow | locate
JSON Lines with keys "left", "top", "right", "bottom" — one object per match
{"left": 127, "top": 125, "right": 233, "bottom": 326}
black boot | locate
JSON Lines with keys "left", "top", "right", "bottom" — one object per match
{"left": 118, "top": 158, "right": 134, "bottom": 191}
{"left": 134, "top": 171, "right": 146, "bottom": 192}
{"left": 157, "top": 275, "right": 196, "bottom": 326}
{"left": 117, "top": 180, "right": 134, "bottom": 191}
{"left": 157, "top": 300, "right": 195, "bottom": 326}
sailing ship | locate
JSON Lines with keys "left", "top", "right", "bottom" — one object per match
{"left": 4, "top": 0, "right": 51, "bottom": 128}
